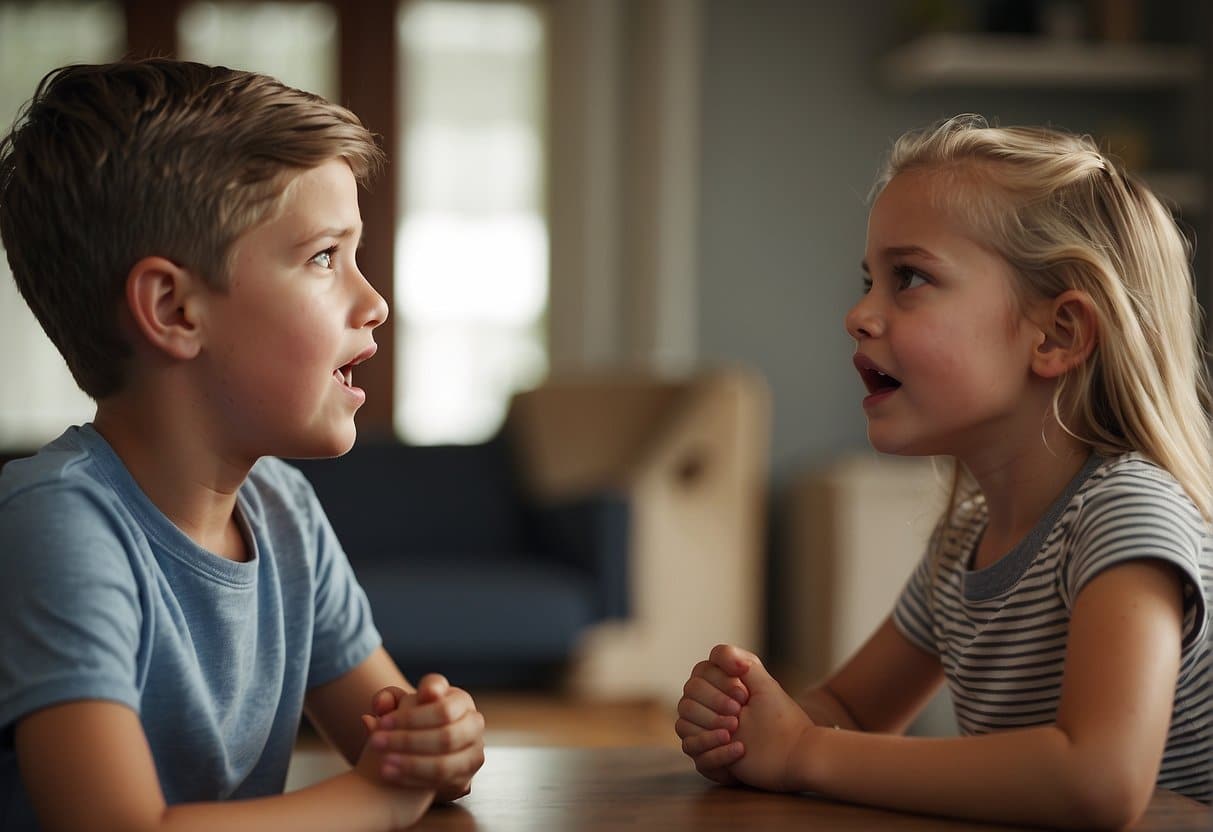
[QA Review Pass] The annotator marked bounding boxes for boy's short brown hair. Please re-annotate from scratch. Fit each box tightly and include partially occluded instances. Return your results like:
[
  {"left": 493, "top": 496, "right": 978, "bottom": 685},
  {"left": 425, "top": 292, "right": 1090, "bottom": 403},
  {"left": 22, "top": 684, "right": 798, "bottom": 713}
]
[{"left": 0, "top": 58, "right": 386, "bottom": 399}]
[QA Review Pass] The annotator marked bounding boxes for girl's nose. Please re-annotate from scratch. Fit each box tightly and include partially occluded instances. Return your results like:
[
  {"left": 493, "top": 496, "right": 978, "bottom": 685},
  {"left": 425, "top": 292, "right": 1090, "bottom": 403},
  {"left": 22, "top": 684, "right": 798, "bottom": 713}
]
[{"left": 844, "top": 293, "right": 883, "bottom": 340}]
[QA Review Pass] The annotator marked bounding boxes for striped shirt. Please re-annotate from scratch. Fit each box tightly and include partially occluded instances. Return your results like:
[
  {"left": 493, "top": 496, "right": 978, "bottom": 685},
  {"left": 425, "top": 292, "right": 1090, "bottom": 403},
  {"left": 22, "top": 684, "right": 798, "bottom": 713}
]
[{"left": 893, "top": 453, "right": 1212, "bottom": 803}]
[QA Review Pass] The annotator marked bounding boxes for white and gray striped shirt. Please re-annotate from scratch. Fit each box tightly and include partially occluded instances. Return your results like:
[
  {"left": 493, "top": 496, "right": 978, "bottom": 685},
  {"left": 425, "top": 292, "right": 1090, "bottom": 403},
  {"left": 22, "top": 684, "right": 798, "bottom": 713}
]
[{"left": 893, "top": 453, "right": 1212, "bottom": 803}]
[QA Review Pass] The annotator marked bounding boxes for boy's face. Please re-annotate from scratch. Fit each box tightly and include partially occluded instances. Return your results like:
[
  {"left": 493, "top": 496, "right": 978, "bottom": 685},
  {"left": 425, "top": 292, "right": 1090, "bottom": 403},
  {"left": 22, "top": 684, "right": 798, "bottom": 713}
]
[{"left": 199, "top": 159, "right": 388, "bottom": 460}]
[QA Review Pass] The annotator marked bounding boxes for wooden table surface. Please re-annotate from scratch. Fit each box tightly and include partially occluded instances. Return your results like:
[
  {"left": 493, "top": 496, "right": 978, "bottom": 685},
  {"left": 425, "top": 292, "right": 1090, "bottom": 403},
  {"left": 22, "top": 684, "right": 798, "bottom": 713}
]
[{"left": 292, "top": 746, "right": 1211, "bottom": 831}]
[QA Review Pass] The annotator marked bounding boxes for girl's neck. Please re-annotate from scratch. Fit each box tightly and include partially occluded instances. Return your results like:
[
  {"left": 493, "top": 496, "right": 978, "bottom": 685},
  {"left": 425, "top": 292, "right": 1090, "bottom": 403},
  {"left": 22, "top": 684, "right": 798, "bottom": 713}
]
[{"left": 962, "top": 420, "right": 1091, "bottom": 570}]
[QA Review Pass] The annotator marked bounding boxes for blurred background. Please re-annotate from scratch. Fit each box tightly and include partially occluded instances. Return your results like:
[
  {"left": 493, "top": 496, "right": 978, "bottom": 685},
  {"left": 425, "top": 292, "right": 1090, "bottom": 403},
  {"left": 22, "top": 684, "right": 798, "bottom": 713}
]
[{"left": 1, "top": 0, "right": 1209, "bottom": 736}]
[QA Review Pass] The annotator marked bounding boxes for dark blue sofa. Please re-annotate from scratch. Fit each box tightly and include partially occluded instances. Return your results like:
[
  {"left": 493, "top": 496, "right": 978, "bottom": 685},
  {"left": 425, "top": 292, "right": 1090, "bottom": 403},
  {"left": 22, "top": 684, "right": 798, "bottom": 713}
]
[{"left": 288, "top": 434, "right": 630, "bottom": 688}]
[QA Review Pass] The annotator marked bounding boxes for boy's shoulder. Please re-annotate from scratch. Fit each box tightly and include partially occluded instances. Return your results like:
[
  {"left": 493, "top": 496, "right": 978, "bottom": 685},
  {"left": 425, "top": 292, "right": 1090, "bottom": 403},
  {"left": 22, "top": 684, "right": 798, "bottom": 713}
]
[
  {"left": 0, "top": 425, "right": 323, "bottom": 532},
  {"left": 0, "top": 425, "right": 112, "bottom": 506}
]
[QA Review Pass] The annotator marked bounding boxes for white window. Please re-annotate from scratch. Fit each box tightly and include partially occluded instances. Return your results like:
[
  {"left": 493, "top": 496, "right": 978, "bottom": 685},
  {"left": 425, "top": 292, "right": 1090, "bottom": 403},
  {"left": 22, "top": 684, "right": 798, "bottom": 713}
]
[
  {"left": 395, "top": 0, "right": 548, "bottom": 444},
  {"left": 178, "top": 1, "right": 338, "bottom": 101},
  {"left": 0, "top": 1, "right": 124, "bottom": 448}
]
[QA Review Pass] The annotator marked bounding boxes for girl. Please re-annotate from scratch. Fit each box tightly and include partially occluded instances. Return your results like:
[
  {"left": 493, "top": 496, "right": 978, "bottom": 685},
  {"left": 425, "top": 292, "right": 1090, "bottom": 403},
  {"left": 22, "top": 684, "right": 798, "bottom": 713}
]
[{"left": 676, "top": 115, "right": 1212, "bottom": 828}]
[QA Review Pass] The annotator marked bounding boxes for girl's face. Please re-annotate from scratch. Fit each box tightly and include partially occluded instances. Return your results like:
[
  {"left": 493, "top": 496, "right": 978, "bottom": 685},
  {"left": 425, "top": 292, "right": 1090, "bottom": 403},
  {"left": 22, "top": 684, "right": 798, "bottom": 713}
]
[{"left": 846, "top": 169, "right": 1047, "bottom": 460}]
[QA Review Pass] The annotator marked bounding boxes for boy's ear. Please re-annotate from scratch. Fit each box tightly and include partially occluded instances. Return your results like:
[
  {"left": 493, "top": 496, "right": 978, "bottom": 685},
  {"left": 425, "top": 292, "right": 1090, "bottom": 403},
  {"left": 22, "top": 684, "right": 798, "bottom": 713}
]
[
  {"left": 1031, "top": 289, "right": 1099, "bottom": 379},
  {"left": 124, "top": 256, "right": 205, "bottom": 360}
]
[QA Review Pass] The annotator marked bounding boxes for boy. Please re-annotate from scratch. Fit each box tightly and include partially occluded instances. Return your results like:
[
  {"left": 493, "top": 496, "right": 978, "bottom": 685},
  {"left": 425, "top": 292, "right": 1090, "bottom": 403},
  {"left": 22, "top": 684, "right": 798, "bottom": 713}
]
[{"left": 0, "top": 59, "right": 484, "bottom": 831}]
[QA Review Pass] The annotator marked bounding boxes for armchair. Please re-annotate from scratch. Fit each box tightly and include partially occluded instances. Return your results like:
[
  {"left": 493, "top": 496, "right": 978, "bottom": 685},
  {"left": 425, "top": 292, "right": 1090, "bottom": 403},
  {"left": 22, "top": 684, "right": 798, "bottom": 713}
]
[{"left": 290, "top": 367, "right": 770, "bottom": 700}]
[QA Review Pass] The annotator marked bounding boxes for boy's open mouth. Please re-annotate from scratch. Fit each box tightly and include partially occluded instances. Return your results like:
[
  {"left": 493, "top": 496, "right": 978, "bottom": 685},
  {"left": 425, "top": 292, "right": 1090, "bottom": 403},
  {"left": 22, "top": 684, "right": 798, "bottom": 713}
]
[{"left": 334, "top": 344, "right": 377, "bottom": 389}]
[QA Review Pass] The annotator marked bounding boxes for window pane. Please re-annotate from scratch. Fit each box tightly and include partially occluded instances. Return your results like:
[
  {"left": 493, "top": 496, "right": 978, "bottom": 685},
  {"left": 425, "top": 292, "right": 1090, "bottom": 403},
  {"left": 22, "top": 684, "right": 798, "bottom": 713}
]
[
  {"left": 396, "top": 0, "right": 548, "bottom": 444},
  {"left": 0, "top": 1, "right": 124, "bottom": 448},
  {"left": 179, "top": 2, "right": 338, "bottom": 100}
]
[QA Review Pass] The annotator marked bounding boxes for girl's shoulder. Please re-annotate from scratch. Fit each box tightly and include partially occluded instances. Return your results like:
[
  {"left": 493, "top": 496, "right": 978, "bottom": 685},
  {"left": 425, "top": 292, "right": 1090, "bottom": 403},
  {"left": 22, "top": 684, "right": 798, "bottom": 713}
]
[
  {"left": 1081, "top": 452, "right": 1200, "bottom": 515},
  {"left": 1067, "top": 453, "right": 1209, "bottom": 560}
]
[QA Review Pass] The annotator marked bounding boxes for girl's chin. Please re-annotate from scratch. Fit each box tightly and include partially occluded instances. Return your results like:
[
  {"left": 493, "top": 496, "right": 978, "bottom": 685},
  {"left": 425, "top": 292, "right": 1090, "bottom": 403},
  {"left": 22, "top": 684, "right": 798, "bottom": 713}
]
[{"left": 866, "top": 429, "right": 934, "bottom": 458}]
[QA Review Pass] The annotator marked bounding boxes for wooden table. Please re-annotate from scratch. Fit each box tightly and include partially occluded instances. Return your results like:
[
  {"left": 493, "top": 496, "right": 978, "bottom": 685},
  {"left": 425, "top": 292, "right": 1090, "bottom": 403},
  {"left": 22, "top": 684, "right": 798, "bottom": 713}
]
[{"left": 291, "top": 746, "right": 1211, "bottom": 831}]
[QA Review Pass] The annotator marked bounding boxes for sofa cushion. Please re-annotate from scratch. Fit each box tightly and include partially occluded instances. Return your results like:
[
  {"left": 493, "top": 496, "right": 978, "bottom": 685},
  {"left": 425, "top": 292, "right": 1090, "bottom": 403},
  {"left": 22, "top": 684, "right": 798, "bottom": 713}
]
[
  {"left": 289, "top": 436, "right": 529, "bottom": 565},
  {"left": 355, "top": 560, "right": 599, "bottom": 662}
]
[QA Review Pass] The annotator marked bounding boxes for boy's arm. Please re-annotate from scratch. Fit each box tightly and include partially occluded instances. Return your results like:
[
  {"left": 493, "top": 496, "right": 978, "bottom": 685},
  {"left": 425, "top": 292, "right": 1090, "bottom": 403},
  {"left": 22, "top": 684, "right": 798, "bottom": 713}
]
[
  {"left": 718, "top": 559, "right": 1184, "bottom": 829},
  {"left": 304, "top": 646, "right": 415, "bottom": 765},
  {"left": 304, "top": 646, "right": 485, "bottom": 801},
  {"left": 16, "top": 700, "right": 432, "bottom": 832}
]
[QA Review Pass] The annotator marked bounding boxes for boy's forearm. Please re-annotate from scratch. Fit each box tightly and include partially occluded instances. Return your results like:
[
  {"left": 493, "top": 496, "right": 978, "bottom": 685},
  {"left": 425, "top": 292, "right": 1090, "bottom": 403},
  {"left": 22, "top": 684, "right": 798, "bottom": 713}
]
[
  {"left": 789, "top": 725, "right": 1147, "bottom": 830},
  {"left": 157, "top": 772, "right": 434, "bottom": 832}
]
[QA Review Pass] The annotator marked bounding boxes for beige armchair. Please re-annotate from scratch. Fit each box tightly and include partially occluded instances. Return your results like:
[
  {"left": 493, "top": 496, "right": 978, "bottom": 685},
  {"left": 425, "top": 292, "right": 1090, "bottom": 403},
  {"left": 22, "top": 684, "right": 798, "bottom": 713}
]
[{"left": 504, "top": 367, "right": 771, "bottom": 701}]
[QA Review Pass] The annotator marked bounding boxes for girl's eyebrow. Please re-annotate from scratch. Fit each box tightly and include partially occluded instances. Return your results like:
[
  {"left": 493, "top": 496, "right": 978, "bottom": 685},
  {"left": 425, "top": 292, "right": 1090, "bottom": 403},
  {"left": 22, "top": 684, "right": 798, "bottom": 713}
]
[
  {"left": 862, "top": 245, "right": 942, "bottom": 273},
  {"left": 882, "top": 245, "right": 940, "bottom": 260}
]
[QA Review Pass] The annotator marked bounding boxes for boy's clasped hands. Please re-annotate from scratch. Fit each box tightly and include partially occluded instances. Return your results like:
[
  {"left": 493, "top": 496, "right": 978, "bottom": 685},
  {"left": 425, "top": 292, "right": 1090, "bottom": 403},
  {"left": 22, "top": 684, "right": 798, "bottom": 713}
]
[
  {"left": 677, "top": 644, "right": 817, "bottom": 794},
  {"left": 358, "top": 675, "right": 486, "bottom": 802}
]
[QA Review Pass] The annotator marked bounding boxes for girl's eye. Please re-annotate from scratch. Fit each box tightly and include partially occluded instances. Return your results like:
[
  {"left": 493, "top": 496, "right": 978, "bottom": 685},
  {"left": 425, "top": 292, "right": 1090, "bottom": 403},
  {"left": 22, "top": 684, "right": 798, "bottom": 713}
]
[
  {"left": 310, "top": 247, "right": 337, "bottom": 270},
  {"left": 893, "top": 265, "right": 928, "bottom": 290},
  {"left": 861, "top": 276, "right": 873, "bottom": 294}
]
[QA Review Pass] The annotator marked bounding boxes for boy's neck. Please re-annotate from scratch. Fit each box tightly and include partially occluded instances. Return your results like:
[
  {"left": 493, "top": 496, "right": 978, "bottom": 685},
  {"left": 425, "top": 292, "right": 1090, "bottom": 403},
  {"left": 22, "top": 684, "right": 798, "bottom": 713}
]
[{"left": 93, "top": 390, "right": 252, "bottom": 562}]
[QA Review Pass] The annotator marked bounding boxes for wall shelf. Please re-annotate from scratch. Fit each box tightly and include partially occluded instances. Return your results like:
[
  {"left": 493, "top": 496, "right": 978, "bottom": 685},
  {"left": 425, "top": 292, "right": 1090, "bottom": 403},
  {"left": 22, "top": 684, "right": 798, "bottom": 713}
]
[
  {"left": 883, "top": 33, "right": 1201, "bottom": 90},
  {"left": 1140, "top": 170, "right": 1204, "bottom": 214}
]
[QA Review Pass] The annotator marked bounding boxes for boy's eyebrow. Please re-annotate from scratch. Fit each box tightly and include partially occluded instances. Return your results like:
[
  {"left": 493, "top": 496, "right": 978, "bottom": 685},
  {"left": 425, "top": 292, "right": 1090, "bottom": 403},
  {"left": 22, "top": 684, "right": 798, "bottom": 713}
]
[{"left": 294, "top": 225, "right": 362, "bottom": 248}]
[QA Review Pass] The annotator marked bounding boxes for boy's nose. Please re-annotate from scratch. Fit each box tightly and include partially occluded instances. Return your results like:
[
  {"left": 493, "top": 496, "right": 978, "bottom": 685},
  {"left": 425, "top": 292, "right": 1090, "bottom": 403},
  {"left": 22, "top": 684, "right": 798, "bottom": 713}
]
[
  {"left": 358, "top": 274, "right": 390, "bottom": 330},
  {"left": 844, "top": 294, "right": 883, "bottom": 340}
]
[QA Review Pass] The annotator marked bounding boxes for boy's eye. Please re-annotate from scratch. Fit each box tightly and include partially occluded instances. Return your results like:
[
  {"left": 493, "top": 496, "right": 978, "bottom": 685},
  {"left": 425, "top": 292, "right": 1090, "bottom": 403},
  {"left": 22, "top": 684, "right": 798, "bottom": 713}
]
[
  {"left": 310, "top": 247, "right": 337, "bottom": 269},
  {"left": 861, "top": 275, "right": 873, "bottom": 294}
]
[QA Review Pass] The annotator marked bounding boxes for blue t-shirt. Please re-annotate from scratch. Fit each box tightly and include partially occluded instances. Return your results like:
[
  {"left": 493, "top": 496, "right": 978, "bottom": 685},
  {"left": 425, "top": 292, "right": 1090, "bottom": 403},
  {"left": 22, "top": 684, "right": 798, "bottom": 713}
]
[{"left": 0, "top": 425, "right": 381, "bottom": 829}]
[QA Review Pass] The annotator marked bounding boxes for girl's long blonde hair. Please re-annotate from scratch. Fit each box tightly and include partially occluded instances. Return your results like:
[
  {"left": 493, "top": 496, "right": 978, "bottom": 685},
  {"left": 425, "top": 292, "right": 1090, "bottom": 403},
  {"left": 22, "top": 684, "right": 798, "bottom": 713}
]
[{"left": 875, "top": 115, "right": 1213, "bottom": 524}]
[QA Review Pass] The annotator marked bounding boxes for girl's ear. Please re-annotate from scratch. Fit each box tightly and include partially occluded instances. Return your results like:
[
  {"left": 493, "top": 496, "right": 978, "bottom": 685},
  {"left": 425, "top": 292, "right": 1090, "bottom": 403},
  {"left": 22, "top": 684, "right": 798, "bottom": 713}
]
[
  {"left": 124, "top": 256, "right": 205, "bottom": 360},
  {"left": 1031, "top": 289, "right": 1099, "bottom": 379}
]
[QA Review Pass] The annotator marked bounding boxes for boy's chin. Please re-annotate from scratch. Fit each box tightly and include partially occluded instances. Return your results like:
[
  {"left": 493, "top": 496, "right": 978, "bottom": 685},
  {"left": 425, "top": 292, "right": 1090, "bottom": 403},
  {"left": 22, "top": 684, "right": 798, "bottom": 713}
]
[{"left": 279, "top": 428, "right": 359, "bottom": 460}]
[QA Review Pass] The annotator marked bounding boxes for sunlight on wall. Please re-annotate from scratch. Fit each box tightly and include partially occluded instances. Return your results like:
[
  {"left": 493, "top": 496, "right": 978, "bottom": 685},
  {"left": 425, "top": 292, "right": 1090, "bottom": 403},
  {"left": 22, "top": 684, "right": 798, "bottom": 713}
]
[
  {"left": 395, "top": 0, "right": 548, "bottom": 445},
  {"left": 179, "top": 1, "right": 337, "bottom": 100},
  {"left": 0, "top": 1, "right": 123, "bottom": 447}
]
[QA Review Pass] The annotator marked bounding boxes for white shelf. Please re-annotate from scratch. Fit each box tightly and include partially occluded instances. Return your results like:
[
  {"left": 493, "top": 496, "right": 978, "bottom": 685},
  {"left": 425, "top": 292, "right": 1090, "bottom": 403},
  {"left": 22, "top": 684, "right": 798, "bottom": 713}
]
[
  {"left": 883, "top": 34, "right": 1201, "bottom": 89},
  {"left": 1140, "top": 170, "right": 1204, "bottom": 214}
]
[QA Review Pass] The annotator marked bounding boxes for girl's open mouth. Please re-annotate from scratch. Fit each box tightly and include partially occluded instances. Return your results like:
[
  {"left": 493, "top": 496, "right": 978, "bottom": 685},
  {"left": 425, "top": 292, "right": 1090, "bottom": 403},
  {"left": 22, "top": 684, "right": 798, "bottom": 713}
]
[
  {"left": 853, "top": 354, "right": 901, "bottom": 395},
  {"left": 859, "top": 366, "right": 901, "bottom": 395}
]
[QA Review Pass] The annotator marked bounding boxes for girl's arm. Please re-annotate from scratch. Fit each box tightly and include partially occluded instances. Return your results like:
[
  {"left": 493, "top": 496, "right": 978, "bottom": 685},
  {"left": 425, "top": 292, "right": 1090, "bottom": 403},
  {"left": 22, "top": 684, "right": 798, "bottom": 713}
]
[
  {"left": 795, "top": 614, "right": 945, "bottom": 732},
  {"left": 721, "top": 559, "right": 1184, "bottom": 829},
  {"left": 679, "top": 616, "right": 945, "bottom": 779},
  {"left": 16, "top": 700, "right": 432, "bottom": 832}
]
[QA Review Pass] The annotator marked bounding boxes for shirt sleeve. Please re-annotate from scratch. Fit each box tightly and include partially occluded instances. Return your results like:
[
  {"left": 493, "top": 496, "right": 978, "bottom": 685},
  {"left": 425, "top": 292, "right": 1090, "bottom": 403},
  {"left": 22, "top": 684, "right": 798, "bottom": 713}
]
[
  {"left": 273, "top": 463, "right": 382, "bottom": 690},
  {"left": 1062, "top": 463, "right": 1208, "bottom": 652},
  {"left": 0, "top": 484, "right": 143, "bottom": 745}
]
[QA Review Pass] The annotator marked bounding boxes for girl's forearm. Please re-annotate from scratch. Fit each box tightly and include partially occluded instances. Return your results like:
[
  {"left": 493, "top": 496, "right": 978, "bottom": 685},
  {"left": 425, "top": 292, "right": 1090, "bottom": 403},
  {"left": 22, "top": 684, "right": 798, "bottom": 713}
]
[
  {"left": 157, "top": 772, "right": 434, "bottom": 832},
  {"left": 795, "top": 684, "right": 862, "bottom": 730},
  {"left": 790, "top": 725, "right": 1149, "bottom": 830}
]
